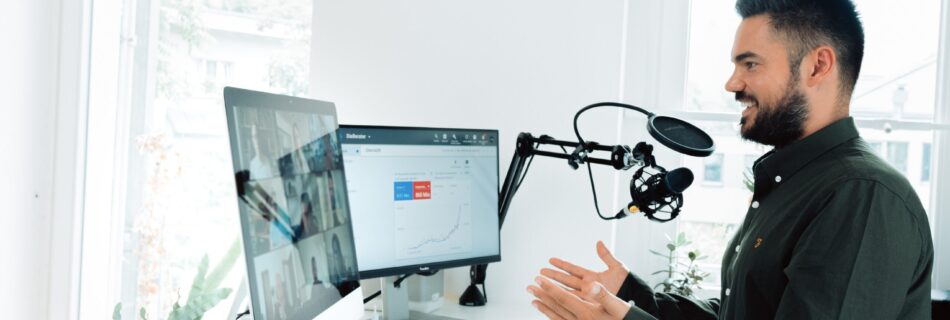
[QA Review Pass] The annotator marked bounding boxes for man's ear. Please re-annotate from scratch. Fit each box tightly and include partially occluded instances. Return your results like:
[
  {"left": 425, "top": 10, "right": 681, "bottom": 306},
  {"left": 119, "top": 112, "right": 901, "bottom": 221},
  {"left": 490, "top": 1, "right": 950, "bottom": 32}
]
[{"left": 805, "top": 45, "right": 836, "bottom": 87}]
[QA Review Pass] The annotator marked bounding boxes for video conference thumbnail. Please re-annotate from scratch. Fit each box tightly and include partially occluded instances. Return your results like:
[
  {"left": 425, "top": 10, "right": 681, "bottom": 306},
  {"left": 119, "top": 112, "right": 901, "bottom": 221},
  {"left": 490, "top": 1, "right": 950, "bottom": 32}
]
[{"left": 231, "top": 107, "right": 358, "bottom": 320}]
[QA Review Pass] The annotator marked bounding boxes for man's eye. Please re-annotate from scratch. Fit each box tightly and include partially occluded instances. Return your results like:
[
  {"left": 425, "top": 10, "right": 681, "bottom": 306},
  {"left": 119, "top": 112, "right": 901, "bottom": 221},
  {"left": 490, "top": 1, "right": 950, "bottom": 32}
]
[{"left": 745, "top": 62, "right": 757, "bottom": 69}]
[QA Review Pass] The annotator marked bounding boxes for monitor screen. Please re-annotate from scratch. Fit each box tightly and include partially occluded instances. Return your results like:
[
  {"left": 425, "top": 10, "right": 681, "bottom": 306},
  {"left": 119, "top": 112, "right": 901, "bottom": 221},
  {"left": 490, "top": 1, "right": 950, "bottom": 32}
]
[
  {"left": 224, "top": 87, "right": 362, "bottom": 320},
  {"left": 338, "top": 125, "right": 501, "bottom": 279}
]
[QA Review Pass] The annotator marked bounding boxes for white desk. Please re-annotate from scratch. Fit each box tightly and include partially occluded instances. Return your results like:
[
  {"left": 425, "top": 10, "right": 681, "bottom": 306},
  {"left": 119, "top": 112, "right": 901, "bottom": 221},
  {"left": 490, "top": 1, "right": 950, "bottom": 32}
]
[{"left": 362, "top": 293, "right": 546, "bottom": 320}]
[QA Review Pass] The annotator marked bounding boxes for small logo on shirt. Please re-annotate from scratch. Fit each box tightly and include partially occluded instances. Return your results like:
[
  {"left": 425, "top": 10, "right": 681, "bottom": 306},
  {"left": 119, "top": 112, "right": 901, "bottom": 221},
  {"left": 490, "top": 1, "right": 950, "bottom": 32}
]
[{"left": 754, "top": 238, "right": 763, "bottom": 249}]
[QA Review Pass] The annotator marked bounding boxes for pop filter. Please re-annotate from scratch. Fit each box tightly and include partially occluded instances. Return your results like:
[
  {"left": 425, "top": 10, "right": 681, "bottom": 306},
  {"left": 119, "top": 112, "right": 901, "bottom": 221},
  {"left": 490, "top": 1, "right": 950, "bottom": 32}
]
[
  {"left": 647, "top": 115, "right": 715, "bottom": 157},
  {"left": 574, "top": 102, "right": 715, "bottom": 158}
]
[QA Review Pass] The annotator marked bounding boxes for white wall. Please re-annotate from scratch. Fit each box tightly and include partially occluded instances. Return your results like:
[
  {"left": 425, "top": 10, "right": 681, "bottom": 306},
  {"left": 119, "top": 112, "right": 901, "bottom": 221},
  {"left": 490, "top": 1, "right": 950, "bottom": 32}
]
[
  {"left": 311, "top": 0, "right": 634, "bottom": 306},
  {"left": 0, "top": 0, "right": 61, "bottom": 318}
]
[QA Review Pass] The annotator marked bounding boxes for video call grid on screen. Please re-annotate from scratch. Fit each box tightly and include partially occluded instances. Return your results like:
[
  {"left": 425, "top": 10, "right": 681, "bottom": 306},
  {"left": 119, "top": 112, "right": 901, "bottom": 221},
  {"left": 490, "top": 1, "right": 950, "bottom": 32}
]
[
  {"left": 338, "top": 125, "right": 501, "bottom": 279},
  {"left": 224, "top": 88, "right": 360, "bottom": 320}
]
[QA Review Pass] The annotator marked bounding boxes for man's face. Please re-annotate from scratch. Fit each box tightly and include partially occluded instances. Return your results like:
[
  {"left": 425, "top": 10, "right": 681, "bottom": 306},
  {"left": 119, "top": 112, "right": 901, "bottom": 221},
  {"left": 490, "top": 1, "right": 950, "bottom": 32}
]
[{"left": 726, "top": 15, "right": 809, "bottom": 147}]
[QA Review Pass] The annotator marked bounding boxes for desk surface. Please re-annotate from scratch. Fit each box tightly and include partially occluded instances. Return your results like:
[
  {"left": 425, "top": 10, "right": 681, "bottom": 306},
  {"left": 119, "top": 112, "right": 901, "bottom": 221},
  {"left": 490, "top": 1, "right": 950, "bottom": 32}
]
[{"left": 362, "top": 294, "right": 545, "bottom": 320}]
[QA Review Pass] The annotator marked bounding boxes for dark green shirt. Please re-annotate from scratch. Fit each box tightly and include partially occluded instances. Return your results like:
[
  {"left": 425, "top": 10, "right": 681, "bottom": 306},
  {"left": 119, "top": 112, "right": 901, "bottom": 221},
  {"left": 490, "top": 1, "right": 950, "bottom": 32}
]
[{"left": 621, "top": 117, "right": 933, "bottom": 319}]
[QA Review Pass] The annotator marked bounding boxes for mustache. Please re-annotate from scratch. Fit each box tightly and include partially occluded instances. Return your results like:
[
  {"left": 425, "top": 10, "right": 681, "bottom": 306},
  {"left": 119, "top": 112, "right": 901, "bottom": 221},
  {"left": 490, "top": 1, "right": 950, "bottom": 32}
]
[{"left": 736, "top": 91, "right": 756, "bottom": 104}]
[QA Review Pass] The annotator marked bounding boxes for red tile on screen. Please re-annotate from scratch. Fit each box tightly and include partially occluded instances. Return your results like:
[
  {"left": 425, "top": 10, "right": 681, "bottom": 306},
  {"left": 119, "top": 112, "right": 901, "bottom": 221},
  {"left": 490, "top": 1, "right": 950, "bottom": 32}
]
[{"left": 413, "top": 181, "right": 432, "bottom": 200}]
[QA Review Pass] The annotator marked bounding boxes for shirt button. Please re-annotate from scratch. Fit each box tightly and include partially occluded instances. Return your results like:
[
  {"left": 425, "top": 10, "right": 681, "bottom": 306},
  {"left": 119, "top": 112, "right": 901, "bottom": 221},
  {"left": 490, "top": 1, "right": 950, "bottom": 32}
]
[
  {"left": 735, "top": 245, "right": 740, "bottom": 253},
  {"left": 751, "top": 201, "right": 760, "bottom": 209},
  {"left": 725, "top": 288, "right": 731, "bottom": 296},
  {"left": 775, "top": 175, "right": 782, "bottom": 183}
]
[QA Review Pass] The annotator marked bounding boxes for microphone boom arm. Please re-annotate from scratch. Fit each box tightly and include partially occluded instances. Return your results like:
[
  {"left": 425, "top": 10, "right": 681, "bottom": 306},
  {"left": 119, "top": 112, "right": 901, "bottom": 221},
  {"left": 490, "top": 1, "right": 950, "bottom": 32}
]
[
  {"left": 461, "top": 132, "right": 657, "bottom": 307},
  {"left": 498, "top": 132, "right": 655, "bottom": 228},
  {"left": 461, "top": 102, "right": 713, "bottom": 307}
]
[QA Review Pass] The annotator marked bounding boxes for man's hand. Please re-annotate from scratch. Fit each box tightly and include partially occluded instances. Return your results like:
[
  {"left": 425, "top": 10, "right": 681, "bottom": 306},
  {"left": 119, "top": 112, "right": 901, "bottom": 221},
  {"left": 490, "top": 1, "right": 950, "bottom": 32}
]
[
  {"left": 527, "top": 276, "right": 630, "bottom": 320},
  {"left": 543, "top": 241, "right": 629, "bottom": 295}
]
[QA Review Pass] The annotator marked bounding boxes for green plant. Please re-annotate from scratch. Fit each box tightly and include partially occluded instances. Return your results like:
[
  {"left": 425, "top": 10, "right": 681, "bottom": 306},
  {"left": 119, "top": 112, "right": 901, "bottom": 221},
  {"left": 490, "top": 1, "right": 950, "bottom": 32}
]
[
  {"left": 650, "top": 232, "right": 710, "bottom": 297},
  {"left": 115, "top": 239, "right": 241, "bottom": 320}
]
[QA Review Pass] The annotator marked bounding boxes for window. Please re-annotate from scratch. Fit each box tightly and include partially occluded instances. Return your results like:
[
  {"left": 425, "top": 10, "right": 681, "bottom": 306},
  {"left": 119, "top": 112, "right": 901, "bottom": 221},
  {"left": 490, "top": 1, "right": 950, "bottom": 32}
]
[
  {"left": 869, "top": 141, "right": 884, "bottom": 156},
  {"left": 861, "top": 130, "right": 933, "bottom": 206},
  {"left": 923, "top": 143, "right": 932, "bottom": 182},
  {"left": 676, "top": 0, "right": 944, "bottom": 288},
  {"left": 197, "top": 59, "right": 233, "bottom": 94},
  {"left": 110, "top": 0, "right": 314, "bottom": 319},
  {"left": 887, "top": 142, "right": 910, "bottom": 175},
  {"left": 703, "top": 153, "right": 725, "bottom": 184}
]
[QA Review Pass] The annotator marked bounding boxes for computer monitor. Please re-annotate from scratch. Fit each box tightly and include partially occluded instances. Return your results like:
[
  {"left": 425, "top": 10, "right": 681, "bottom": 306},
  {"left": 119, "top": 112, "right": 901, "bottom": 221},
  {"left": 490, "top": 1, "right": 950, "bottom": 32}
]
[
  {"left": 223, "top": 87, "right": 363, "bottom": 320},
  {"left": 338, "top": 125, "right": 501, "bottom": 279}
]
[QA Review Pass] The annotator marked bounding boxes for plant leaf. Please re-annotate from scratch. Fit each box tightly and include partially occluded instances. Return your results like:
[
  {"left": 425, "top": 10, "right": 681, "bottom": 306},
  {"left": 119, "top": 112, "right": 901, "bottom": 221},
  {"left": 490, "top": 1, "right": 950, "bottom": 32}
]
[
  {"left": 204, "top": 238, "right": 242, "bottom": 290},
  {"left": 113, "top": 303, "right": 122, "bottom": 320},
  {"left": 186, "top": 255, "right": 210, "bottom": 306},
  {"left": 168, "top": 288, "right": 232, "bottom": 320}
]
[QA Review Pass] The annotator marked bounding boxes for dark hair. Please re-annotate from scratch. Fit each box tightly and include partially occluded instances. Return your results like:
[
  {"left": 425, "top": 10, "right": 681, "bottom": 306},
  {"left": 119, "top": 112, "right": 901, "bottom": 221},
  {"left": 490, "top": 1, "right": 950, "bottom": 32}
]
[{"left": 736, "top": 0, "right": 864, "bottom": 97}]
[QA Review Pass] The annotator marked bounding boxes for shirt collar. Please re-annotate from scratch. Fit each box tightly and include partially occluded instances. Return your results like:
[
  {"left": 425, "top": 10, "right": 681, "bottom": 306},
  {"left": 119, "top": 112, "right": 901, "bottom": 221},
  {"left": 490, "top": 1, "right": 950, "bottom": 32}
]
[{"left": 752, "top": 117, "right": 860, "bottom": 196}]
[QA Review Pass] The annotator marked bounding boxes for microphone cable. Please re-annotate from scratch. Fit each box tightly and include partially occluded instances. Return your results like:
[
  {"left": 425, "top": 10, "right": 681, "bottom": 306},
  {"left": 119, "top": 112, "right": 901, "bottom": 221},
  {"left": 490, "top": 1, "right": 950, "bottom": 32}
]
[
  {"left": 572, "top": 103, "right": 653, "bottom": 221},
  {"left": 573, "top": 102, "right": 653, "bottom": 145}
]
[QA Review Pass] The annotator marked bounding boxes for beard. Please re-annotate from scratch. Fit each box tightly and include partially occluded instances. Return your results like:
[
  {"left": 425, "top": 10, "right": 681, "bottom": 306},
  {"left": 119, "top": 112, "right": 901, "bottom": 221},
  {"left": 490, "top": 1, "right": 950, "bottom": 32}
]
[{"left": 737, "top": 78, "right": 809, "bottom": 148}]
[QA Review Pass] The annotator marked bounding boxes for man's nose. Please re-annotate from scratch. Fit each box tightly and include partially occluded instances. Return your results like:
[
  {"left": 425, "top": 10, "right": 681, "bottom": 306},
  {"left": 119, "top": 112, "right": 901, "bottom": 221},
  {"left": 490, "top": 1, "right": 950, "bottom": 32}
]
[{"left": 725, "top": 72, "right": 744, "bottom": 93}]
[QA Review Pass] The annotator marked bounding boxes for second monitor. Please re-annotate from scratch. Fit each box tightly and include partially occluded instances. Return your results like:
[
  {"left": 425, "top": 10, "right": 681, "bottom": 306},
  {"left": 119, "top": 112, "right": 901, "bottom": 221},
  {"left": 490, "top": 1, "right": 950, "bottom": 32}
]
[{"left": 339, "top": 125, "right": 500, "bottom": 279}]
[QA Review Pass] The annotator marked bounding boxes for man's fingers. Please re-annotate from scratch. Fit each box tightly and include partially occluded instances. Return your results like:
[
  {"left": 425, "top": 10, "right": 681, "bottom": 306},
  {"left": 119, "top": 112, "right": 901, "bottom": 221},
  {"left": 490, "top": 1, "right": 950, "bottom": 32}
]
[
  {"left": 596, "top": 241, "right": 623, "bottom": 269},
  {"left": 540, "top": 268, "right": 584, "bottom": 291},
  {"left": 532, "top": 300, "right": 571, "bottom": 320},
  {"left": 582, "top": 281, "right": 631, "bottom": 319},
  {"left": 528, "top": 285, "right": 575, "bottom": 320},
  {"left": 537, "top": 276, "right": 593, "bottom": 311},
  {"left": 549, "top": 257, "right": 594, "bottom": 278}
]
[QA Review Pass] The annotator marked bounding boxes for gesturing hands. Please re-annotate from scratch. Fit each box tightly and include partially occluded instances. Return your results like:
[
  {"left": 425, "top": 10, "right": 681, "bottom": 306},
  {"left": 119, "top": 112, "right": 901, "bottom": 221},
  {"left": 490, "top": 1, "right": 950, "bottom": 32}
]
[
  {"left": 527, "top": 241, "right": 632, "bottom": 320},
  {"left": 545, "top": 241, "right": 630, "bottom": 295}
]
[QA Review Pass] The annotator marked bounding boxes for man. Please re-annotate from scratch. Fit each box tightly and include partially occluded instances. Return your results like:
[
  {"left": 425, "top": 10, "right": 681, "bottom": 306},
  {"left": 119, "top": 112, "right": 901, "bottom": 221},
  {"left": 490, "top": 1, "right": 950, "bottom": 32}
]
[{"left": 527, "top": 0, "right": 934, "bottom": 319}]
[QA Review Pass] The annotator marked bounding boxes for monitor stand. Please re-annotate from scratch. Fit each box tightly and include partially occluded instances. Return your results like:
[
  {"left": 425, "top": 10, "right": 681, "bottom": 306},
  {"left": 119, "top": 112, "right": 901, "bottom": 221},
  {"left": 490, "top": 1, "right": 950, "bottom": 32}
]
[{"left": 381, "top": 276, "right": 460, "bottom": 320}]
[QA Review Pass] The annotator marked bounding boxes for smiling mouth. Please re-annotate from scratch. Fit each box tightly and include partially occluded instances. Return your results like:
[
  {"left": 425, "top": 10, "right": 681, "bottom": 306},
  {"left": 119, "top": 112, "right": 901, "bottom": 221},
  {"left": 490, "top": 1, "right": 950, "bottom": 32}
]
[
  {"left": 739, "top": 99, "right": 757, "bottom": 109},
  {"left": 740, "top": 100, "right": 756, "bottom": 118},
  {"left": 739, "top": 100, "right": 756, "bottom": 127}
]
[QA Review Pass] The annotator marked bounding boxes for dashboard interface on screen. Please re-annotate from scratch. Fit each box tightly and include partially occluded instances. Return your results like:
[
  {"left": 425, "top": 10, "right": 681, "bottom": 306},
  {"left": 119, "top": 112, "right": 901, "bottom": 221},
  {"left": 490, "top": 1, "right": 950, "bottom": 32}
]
[
  {"left": 339, "top": 126, "right": 500, "bottom": 278},
  {"left": 225, "top": 88, "right": 360, "bottom": 320}
]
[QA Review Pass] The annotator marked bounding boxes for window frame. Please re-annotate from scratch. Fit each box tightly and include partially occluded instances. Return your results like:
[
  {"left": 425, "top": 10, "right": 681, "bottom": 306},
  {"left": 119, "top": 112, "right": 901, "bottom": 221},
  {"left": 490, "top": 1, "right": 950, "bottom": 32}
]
[
  {"left": 73, "top": 0, "right": 135, "bottom": 318},
  {"left": 49, "top": 0, "right": 95, "bottom": 319},
  {"left": 74, "top": 0, "right": 320, "bottom": 319},
  {"left": 931, "top": 0, "right": 950, "bottom": 292}
]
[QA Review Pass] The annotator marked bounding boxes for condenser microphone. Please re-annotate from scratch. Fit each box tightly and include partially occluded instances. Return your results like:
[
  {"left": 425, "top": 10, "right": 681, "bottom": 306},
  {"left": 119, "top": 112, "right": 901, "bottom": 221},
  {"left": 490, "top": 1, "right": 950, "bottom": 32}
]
[
  {"left": 636, "top": 167, "right": 694, "bottom": 201},
  {"left": 572, "top": 102, "right": 714, "bottom": 222},
  {"left": 621, "top": 166, "right": 694, "bottom": 222}
]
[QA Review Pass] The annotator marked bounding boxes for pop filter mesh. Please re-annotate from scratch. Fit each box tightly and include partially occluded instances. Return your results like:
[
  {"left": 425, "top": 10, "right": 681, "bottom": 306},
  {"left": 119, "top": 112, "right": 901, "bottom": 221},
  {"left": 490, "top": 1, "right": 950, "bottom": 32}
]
[{"left": 651, "top": 116, "right": 714, "bottom": 150}]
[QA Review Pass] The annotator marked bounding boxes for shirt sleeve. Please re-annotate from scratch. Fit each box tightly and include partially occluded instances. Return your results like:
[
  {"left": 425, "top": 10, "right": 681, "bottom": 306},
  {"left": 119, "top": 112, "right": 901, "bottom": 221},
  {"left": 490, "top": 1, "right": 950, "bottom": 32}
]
[
  {"left": 774, "top": 178, "right": 933, "bottom": 319},
  {"left": 617, "top": 272, "right": 720, "bottom": 320}
]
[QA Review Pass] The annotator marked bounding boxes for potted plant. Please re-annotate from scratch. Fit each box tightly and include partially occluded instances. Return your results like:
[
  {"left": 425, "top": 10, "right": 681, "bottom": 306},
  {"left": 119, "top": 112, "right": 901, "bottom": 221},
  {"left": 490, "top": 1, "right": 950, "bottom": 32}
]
[{"left": 650, "top": 232, "right": 709, "bottom": 297}]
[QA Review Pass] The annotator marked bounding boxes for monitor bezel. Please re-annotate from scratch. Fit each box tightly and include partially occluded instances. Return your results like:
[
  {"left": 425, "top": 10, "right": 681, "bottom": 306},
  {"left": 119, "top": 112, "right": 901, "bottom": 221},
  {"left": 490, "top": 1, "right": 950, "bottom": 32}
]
[
  {"left": 223, "top": 86, "right": 362, "bottom": 320},
  {"left": 339, "top": 124, "right": 502, "bottom": 280}
]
